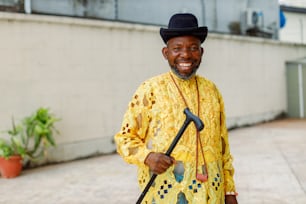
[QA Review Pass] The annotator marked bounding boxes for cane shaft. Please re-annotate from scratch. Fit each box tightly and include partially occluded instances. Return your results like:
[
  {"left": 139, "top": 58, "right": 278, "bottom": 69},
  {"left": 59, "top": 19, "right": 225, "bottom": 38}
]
[
  {"left": 135, "top": 108, "right": 204, "bottom": 204},
  {"left": 165, "top": 119, "right": 190, "bottom": 156},
  {"left": 136, "top": 119, "right": 191, "bottom": 204},
  {"left": 136, "top": 174, "right": 157, "bottom": 204}
]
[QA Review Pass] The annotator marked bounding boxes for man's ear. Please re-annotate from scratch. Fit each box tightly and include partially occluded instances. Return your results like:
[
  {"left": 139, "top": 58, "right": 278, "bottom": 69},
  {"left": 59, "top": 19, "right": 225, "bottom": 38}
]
[
  {"left": 162, "top": 47, "right": 168, "bottom": 60},
  {"left": 201, "top": 47, "right": 204, "bottom": 56}
]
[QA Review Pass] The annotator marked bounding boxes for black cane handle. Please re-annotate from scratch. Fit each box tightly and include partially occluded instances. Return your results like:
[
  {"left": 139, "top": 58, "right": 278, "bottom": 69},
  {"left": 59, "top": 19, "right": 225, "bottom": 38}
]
[{"left": 165, "top": 108, "right": 204, "bottom": 156}]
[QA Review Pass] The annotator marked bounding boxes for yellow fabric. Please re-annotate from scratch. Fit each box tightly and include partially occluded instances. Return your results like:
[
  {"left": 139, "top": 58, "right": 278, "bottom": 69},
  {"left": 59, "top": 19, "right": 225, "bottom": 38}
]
[{"left": 115, "top": 72, "right": 236, "bottom": 203}]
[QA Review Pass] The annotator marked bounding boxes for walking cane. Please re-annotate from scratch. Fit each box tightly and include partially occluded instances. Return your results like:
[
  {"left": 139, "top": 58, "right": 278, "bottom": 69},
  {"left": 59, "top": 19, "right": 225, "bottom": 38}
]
[{"left": 136, "top": 108, "right": 204, "bottom": 204}]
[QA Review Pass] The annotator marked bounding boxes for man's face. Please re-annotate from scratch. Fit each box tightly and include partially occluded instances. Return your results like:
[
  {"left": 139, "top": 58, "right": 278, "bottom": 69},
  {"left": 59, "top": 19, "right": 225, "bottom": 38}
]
[{"left": 162, "top": 36, "right": 203, "bottom": 80}]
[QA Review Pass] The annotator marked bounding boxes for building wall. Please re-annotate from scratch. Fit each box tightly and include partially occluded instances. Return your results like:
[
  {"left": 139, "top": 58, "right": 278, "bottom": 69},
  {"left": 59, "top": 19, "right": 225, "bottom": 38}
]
[
  {"left": 0, "top": 12, "right": 305, "bottom": 164},
  {"left": 280, "top": 7, "right": 306, "bottom": 44},
  {"left": 30, "top": 0, "right": 279, "bottom": 38},
  {"left": 205, "top": 0, "right": 279, "bottom": 38}
]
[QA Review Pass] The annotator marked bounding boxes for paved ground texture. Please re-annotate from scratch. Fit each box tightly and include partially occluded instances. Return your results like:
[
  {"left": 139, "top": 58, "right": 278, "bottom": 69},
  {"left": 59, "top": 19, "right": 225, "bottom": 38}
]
[{"left": 1, "top": 118, "right": 306, "bottom": 204}]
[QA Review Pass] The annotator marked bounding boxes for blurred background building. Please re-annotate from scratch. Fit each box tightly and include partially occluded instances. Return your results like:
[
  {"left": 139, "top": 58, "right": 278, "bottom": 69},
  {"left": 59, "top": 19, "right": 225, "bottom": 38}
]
[
  {"left": 280, "top": 4, "right": 306, "bottom": 43},
  {"left": 1, "top": 0, "right": 305, "bottom": 42},
  {"left": 0, "top": 0, "right": 284, "bottom": 38}
]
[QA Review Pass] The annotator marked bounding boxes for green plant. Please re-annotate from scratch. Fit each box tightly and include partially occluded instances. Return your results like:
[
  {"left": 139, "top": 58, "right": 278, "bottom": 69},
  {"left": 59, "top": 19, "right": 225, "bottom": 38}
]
[
  {"left": 0, "top": 121, "right": 25, "bottom": 159},
  {"left": 0, "top": 139, "right": 15, "bottom": 159},
  {"left": 0, "top": 107, "right": 60, "bottom": 162}
]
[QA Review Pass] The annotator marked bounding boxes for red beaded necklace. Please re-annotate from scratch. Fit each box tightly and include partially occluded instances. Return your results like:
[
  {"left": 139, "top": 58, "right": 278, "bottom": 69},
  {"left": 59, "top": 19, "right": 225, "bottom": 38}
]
[{"left": 169, "top": 73, "right": 208, "bottom": 182}]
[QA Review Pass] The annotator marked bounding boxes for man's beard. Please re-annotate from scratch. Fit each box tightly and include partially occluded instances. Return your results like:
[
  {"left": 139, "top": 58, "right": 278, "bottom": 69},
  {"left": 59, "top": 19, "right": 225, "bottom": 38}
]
[{"left": 170, "top": 66, "right": 199, "bottom": 80}]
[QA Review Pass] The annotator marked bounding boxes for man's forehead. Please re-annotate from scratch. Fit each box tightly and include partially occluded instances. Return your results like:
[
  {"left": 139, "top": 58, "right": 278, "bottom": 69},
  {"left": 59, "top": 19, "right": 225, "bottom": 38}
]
[{"left": 167, "top": 36, "right": 201, "bottom": 45}]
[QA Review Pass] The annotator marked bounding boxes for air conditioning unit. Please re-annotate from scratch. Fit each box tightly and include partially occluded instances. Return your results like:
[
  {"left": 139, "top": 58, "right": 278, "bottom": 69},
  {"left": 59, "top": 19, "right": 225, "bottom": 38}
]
[
  {"left": 240, "top": 8, "right": 275, "bottom": 38},
  {"left": 245, "top": 8, "right": 264, "bottom": 29}
]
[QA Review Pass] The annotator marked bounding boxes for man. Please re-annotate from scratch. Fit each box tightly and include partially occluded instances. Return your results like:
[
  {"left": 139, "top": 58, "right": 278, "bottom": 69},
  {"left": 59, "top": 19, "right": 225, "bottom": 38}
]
[{"left": 115, "top": 13, "right": 238, "bottom": 204}]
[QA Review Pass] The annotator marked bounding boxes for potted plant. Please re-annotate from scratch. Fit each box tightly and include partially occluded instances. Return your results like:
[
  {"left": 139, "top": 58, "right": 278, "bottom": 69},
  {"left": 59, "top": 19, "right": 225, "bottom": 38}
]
[
  {"left": 0, "top": 139, "right": 23, "bottom": 178},
  {"left": 0, "top": 107, "right": 60, "bottom": 178}
]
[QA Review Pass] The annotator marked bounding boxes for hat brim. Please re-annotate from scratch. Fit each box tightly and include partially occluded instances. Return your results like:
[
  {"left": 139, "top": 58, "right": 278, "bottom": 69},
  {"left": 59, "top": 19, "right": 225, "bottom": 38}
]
[{"left": 160, "top": 26, "right": 208, "bottom": 44}]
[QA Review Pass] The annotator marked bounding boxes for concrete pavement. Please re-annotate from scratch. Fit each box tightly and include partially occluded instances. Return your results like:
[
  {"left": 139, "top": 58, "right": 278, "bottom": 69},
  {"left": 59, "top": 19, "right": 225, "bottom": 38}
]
[{"left": 1, "top": 118, "right": 306, "bottom": 204}]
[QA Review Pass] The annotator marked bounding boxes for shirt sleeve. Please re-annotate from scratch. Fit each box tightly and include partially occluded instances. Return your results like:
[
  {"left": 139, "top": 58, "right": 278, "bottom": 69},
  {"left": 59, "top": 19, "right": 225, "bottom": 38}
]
[
  {"left": 217, "top": 89, "right": 237, "bottom": 194},
  {"left": 114, "top": 82, "right": 154, "bottom": 167}
]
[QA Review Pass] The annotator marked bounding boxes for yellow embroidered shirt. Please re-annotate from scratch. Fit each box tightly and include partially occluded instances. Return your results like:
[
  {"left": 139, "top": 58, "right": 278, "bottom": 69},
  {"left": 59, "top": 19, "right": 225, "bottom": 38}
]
[{"left": 115, "top": 72, "right": 236, "bottom": 203}]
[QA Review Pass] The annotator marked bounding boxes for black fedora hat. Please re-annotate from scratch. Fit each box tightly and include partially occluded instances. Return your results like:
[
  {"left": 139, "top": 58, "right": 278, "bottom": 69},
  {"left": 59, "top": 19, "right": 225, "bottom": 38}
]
[{"left": 160, "top": 13, "right": 208, "bottom": 44}]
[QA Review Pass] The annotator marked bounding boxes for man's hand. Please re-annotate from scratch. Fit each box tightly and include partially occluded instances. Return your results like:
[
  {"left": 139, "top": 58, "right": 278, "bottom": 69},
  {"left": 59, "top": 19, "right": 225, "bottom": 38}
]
[
  {"left": 144, "top": 152, "right": 175, "bottom": 174},
  {"left": 225, "top": 195, "right": 238, "bottom": 204}
]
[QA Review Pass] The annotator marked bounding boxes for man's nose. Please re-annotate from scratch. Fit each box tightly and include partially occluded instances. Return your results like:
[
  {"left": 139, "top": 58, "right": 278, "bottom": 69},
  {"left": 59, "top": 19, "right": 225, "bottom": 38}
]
[{"left": 180, "top": 48, "right": 192, "bottom": 57}]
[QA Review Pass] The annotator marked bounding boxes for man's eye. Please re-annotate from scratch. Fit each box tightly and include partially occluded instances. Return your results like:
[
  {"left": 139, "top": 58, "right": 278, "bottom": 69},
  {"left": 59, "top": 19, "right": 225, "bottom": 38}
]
[
  {"left": 172, "top": 47, "right": 181, "bottom": 52},
  {"left": 190, "top": 46, "right": 199, "bottom": 51}
]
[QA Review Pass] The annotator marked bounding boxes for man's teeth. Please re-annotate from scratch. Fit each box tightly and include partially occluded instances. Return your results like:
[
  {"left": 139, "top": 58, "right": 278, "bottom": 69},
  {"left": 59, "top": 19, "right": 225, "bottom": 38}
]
[{"left": 179, "top": 63, "right": 192, "bottom": 67}]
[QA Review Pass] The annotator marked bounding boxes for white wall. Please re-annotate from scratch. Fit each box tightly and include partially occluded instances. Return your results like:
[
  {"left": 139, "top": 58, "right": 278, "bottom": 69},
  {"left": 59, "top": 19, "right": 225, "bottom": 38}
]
[
  {"left": 0, "top": 12, "right": 305, "bottom": 164},
  {"left": 280, "top": 10, "right": 306, "bottom": 44},
  {"left": 203, "top": 35, "right": 306, "bottom": 127}
]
